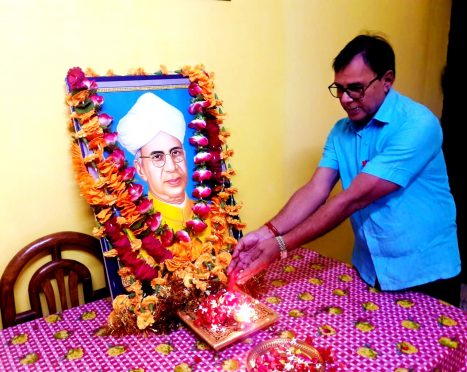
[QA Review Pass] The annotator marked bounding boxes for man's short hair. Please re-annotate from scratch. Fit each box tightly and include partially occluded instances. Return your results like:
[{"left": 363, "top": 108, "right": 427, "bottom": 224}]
[{"left": 333, "top": 34, "right": 396, "bottom": 78}]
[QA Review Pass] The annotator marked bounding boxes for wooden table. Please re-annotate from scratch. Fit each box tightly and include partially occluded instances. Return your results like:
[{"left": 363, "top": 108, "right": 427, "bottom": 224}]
[{"left": 1, "top": 248, "right": 465, "bottom": 371}]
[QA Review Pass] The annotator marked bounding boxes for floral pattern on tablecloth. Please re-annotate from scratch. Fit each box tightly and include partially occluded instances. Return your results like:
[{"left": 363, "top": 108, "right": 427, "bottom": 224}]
[{"left": 1, "top": 248, "right": 465, "bottom": 371}]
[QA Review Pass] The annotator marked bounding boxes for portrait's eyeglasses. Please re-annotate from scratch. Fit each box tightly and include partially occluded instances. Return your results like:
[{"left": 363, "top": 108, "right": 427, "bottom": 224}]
[
  {"left": 139, "top": 147, "right": 185, "bottom": 168},
  {"left": 328, "top": 76, "right": 379, "bottom": 100}
]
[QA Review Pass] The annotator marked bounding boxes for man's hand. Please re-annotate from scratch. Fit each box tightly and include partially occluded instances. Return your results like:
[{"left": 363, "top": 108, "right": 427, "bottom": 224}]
[{"left": 228, "top": 234, "right": 280, "bottom": 285}]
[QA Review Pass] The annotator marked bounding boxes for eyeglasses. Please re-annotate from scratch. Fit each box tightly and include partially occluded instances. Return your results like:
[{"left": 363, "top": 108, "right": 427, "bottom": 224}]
[
  {"left": 328, "top": 76, "right": 379, "bottom": 100},
  {"left": 139, "top": 147, "right": 185, "bottom": 168}
]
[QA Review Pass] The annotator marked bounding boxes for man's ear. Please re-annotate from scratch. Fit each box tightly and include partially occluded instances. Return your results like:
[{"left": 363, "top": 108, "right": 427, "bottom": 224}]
[
  {"left": 383, "top": 70, "right": 395, "bottom": 93},
  {"left": 134, "top": 158, "right": 148, "bottom": 182}
]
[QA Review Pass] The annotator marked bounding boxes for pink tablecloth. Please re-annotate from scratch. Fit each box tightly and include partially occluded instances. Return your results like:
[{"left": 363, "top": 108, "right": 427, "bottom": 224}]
[{"left": 1, "top": 248, "right": 466, "bottom": 371}]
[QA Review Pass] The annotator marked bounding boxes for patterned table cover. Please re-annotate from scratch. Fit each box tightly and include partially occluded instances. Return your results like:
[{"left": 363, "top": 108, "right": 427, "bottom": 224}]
[{"left": 1, "top": 248, "right": 466, "bottom": 371}]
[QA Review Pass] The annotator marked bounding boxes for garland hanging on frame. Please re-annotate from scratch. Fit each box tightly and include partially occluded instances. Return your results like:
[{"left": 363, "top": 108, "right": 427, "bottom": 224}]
[{"left": 65, "top": 65, "right": 245, "bottom": 334}]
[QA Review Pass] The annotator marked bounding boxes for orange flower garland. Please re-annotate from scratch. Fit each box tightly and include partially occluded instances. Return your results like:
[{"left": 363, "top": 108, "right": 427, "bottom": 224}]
[{"left": 65, "top": 64, "right": 245, "bottom": 334}]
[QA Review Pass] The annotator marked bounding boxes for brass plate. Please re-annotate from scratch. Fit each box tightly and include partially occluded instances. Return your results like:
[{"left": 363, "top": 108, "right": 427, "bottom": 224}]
[
  {"left": 246, "top": 338, "right": 325, "bottom": 371},
  {"left": 177, "top": 295, "right": 279, "bottom": 351}
]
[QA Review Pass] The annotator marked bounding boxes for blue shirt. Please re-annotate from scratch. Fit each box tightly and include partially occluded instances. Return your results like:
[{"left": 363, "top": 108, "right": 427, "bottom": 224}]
[{"left": 319, "top": 89, "right": 460, "bottom": 290}]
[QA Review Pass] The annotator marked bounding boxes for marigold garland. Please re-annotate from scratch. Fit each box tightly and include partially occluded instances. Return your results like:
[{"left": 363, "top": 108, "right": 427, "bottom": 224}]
[{"left": 65, "top": 65, "right": 245, "bottom": 334}]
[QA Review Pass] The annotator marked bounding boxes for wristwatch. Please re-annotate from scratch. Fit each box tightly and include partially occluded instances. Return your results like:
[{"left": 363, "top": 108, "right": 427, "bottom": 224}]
[{"left": 275, "top": 235, "right": 287, "bottom": 260}]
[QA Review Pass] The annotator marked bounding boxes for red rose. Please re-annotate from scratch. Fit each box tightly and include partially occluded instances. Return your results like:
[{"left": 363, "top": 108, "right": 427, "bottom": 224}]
[
  {"left": 141, "top": 234, "right": 173, "bottom": 263},
  {"left": 66, "top": 67, "right": 86, "bottom": 91},
  {"left": 161, "top": 227, "right": 174, "bottom": 247},
  {"left": 133, "top": 264, "right": 158, "bottom": 282},
  {"left": 205, "top": 119, "right": 221, "bottom": 148}
]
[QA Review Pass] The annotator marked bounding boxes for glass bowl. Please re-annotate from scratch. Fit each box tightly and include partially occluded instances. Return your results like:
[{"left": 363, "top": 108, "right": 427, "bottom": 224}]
[{"left": 246, "top": 338, "right": 325, "bottom": 371}]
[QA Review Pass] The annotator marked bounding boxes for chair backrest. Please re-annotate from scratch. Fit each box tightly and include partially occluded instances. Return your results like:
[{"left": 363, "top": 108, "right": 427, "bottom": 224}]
[{"left": 0, "top": 231, "right": 110, "bottom": 328}]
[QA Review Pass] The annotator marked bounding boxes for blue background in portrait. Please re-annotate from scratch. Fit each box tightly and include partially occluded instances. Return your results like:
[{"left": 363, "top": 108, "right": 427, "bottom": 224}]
[{"left": 99, "top": 87, "right": 196, "bottom": 197}]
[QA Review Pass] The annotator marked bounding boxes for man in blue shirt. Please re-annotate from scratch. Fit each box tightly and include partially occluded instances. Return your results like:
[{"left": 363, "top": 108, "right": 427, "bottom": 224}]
[{"left": 228, "top": 34, "right": 461, "bottom": 306}]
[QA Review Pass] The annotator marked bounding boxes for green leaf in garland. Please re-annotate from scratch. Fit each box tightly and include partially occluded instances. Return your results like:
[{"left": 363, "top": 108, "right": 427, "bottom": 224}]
[{"left": 75, "top": 99, "right": 94, "bottom": 115}]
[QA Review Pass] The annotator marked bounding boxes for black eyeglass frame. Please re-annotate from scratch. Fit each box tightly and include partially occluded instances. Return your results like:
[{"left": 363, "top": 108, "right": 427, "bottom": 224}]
[
  {"left": 328, "top": 75, "right": 380, "bottom": 100},
  {"left": 138, "top": 147, "right": 185, "bottom": 168}
]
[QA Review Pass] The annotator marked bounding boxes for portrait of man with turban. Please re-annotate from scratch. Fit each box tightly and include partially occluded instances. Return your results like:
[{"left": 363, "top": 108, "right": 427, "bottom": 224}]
[{"left": 117, "top": 92, "right": 209, "bottom": 237}]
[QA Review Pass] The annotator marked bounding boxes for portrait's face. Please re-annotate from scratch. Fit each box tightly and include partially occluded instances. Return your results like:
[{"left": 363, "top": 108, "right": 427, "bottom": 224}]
[
  {"left": 135, "top": 131, "right": 188, "bottom": 204},
  {"left": 334, "top": 54, "right": 392, "bottom": 126}
]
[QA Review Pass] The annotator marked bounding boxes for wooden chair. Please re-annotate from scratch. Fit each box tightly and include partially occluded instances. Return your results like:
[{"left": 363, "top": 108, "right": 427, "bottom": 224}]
[{"left": 0, "top": 231, "right": 110, "bottom": 328}]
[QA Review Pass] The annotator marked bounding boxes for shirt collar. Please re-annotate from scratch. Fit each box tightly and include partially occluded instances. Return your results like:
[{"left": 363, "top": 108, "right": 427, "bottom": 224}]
[
  {"left": 348, "top": 88, "right": 397, "bottom": 131},
  {"left": 373, "top": 88, "right": 397, "bottom": 125},
  {"left": 149, "top": 193, "right": 192, "bottom": 220}
]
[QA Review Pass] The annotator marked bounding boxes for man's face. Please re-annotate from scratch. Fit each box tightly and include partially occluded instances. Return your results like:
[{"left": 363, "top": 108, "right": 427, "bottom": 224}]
[
  {"left": 334, "top": 54, "right": 392, "bottom": 126},
  {"left": 135, "top": 131, "right": 188, "bottom": 204}
]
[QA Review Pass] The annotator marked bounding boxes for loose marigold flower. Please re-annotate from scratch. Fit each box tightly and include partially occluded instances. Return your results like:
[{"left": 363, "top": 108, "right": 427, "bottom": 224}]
[{"left": 103, "top": 249, "right": 119, "bottom": 258}]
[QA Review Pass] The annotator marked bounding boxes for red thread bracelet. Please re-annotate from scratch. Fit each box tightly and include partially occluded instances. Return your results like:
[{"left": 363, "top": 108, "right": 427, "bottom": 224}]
[{"left": 265, "top": 221, "right": 280, "bottom": 237}]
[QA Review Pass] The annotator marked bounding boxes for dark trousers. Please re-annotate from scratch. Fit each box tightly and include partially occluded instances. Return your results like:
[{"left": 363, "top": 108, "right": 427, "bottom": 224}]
[{"left": 375, "top": 274, "right": 461, "bottom": 307}]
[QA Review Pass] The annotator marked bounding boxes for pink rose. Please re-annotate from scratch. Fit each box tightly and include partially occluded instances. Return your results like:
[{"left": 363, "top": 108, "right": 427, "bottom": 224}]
[
  {"left": 128, "top": 183, "right": 143, "bottom": 202},
  {"left": 104, "top": 132, "right": 118, "bottom": 146},
  {"left": 192, "top": 168, "right": 212, "bottom": 182},
  {"left": 90, "top": 95, "right": 104, "bottom": 106},
  {"left": 186, "top": 219, "right": 208, "bottom": 234},
  {"left": 83, "top": 79, "right": 98, "bottom": 90},
  {"left": 192, "top": 202, "right": 211, "bottom": 219},
  {"left": 194, "top": 151, "right": 213, "bottom": 164},
  {"left": 107, "top": 149, "right": 125, "bottom": 168},
  {"left": 188, "top": 82, "right": 203, "bottom": 97},
  {"left": 98, "top": 113, "right": 113, "bottom": 128},
  {"left": 146, "top": 212, "right": 162, "bottom": 231},
  {"left": 192, "top": 185, "right": 212, "bottom": 199},
  {"left": 176, "top": 230, "right": 191, "bottom": 242},
  {"left": 188, "top": 101, "right": 209, "bottom": 115},
  {"left": 188, "top": 119, "right": 207, "bottom": 130},
  {"left": 189, "top": 134, "right": 209, "bottom": 147},
  {"left": 137, "top": 198, "right": 153, "bottom": 214},
  {"left": 119, "top": 167, "right": 136, "bottom": 182}
]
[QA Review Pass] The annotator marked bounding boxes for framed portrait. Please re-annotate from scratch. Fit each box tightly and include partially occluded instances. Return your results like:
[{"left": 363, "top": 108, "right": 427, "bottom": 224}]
[{"left": 65, "top": 67, "right": 244, "bottom": 311}]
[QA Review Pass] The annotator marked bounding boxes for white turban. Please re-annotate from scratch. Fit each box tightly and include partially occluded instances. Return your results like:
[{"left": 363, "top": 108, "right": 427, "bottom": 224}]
[{"left": 117, "top": 92, "right": 186, "bottom": 155}]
